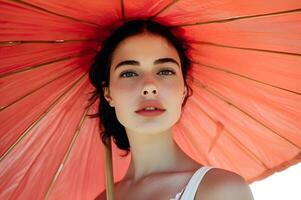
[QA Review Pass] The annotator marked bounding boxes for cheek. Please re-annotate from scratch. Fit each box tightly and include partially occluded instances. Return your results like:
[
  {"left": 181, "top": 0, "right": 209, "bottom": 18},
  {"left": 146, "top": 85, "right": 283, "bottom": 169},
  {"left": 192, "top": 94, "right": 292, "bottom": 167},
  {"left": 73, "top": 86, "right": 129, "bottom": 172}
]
[
  {"left": 110, "top": 80, "right": 138, "bottom": 106},
  {"left": 110, "top": 76, "right": 185, "bottom": 105},
  {"left": 165, "top": 78, "right": 185, "bottom": 98}
]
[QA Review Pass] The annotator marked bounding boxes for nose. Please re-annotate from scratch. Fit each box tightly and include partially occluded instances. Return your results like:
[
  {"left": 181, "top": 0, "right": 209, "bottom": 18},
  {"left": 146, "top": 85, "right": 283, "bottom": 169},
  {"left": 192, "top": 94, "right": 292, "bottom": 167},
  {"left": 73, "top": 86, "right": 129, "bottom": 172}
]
[{"left": 141, "top": 84, "right": 158, "bottom": 97}]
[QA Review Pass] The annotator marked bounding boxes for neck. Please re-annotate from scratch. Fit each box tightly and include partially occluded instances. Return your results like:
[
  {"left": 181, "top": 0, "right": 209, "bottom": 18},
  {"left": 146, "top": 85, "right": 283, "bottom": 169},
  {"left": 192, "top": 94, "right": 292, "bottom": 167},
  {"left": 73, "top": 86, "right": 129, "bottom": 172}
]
[{"left": 123, "top": 128, "right": 193, "bottom": 182}]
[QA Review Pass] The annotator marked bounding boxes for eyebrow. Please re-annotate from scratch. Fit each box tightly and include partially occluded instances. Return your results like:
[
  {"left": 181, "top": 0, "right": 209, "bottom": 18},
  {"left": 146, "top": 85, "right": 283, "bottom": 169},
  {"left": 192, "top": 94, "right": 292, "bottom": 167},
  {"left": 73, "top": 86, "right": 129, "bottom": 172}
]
[{"left": 114, "top": 57, "right": 180, "bottom": 71}]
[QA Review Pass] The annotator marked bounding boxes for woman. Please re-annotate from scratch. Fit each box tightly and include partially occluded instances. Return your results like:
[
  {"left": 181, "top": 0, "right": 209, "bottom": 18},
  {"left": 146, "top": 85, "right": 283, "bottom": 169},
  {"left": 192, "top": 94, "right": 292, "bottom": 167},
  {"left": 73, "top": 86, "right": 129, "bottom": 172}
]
[{"left": 89, "top": 19, "right": 254, "bottom": 200}]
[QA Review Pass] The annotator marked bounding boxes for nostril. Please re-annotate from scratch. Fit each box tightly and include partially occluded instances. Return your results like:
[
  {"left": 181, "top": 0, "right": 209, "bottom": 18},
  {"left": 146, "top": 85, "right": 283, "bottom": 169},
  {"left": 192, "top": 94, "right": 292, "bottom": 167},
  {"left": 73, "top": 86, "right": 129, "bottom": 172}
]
[{"left": 142, "top": 88, "right": 158, "bottom": 96}]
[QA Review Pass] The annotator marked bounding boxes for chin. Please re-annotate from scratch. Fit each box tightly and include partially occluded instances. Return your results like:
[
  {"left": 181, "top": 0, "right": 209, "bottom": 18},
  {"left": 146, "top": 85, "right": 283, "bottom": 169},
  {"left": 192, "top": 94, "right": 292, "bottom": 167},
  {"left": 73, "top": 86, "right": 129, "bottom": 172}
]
[
  {"left": 117, "top": 109, "right": 182, "bottom": 134},
  {"left": 127, "top": 118, "right": 181, "bottom": 135}
]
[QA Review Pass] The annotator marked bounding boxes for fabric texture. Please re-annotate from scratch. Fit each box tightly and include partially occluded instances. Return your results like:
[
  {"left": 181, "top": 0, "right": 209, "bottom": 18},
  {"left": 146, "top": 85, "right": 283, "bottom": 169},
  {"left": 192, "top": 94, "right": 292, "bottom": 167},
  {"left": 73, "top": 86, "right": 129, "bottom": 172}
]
[{"left": 170, "top": 166, "right": 213, "bottom": 200}]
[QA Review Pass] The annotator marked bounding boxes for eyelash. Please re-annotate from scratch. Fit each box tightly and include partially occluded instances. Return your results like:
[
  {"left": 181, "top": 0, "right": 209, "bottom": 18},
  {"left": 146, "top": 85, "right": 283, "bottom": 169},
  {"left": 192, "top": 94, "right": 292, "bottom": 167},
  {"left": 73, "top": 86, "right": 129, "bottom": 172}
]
[{"left": 119, "top": 69, "right": 176, "bottom": 78}]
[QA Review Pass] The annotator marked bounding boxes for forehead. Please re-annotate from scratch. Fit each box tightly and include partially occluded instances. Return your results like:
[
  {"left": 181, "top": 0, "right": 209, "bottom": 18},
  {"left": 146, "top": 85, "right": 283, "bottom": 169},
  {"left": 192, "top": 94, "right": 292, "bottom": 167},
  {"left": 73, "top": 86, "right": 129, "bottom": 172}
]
[{"left": 111, "top": 33, "right": 180, "bottom": 64}]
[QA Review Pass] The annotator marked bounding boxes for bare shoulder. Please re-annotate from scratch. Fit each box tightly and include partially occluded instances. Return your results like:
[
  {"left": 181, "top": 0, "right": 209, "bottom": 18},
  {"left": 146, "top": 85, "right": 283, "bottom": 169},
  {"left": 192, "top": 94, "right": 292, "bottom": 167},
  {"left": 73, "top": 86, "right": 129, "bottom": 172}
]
[{"left": 195, "top": 168, "right": 254, "bottom": 200}]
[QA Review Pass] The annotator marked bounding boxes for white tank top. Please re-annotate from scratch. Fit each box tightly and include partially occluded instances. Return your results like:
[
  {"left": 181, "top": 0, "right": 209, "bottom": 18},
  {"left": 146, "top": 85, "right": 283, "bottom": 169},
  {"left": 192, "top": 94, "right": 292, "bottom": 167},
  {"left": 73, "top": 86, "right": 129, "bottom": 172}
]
[{"left": 170, "top": 166, "right": 213, "bottom": 200}]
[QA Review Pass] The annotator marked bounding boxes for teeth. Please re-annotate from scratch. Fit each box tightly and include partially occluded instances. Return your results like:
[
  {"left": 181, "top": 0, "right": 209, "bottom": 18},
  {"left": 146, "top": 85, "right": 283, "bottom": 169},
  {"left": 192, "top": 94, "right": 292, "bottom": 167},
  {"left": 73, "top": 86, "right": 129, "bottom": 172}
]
[{"left": 144, "top": 107, "right": 157, "bottom": 111}]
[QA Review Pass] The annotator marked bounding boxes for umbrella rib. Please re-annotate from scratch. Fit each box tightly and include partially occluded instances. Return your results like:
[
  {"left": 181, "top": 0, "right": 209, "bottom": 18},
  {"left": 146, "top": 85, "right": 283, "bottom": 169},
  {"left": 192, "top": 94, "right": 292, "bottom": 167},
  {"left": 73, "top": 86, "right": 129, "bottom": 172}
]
[
  {"left": 0, "top": 39, "right": 99, "bottom": 46},
  {"left": 0, "top": 73, "right": 87, "bottom": 162},
  {"left": 189, "top": 97, "right": 269, "bottom": 169},
  {"left": 247, "top": 152, "right": 301, "bottom": 183},
  {"left": 44, "top": 102, "right": 91, "bottom": 199},
  {"left": 193, "top": 61, "right": 301, "bottom": 96},
  {"left": 120, "top": 0, "right": 126, "bottom": 23},
  {"left": 193, "top": 79, "right": 301, "bottom": 150},
  {"left": 179, "top": 123, "right": 211, "bottom": 166},
  {"left": 148, "top": 0, "right": 181, "bottom": 20},
  {"left": 8, "top": 0, "right": 102, "bottom": 29},
  {"left": 170, "top": 8, "right": 301, "bottom": 27},
  {"left": 0, "top": 64, "right": 86, "bottom": 112},
  {"left": 0, "top": 50, "right": 94, "bottom": 78},
  {"left": 223, "top": 129, "right": 269, "bottom": 169},
  {"left": 190, "top": 41, "right": 301, "bottom": 57}
]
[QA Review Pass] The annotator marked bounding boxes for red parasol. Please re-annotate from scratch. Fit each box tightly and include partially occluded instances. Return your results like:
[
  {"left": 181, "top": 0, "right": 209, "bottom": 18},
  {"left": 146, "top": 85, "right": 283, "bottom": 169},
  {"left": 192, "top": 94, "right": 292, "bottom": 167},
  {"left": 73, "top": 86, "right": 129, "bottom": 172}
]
[{"left": 1, "top": 0, "right": 301, "bottom": 199}]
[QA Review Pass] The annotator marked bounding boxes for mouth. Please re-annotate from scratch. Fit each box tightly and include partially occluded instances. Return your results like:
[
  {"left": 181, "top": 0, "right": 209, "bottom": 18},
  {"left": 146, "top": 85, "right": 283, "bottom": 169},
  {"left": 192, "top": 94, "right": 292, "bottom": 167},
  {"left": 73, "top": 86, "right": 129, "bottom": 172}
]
[
  {"left": 136, "top": 100, "right": 165, "bottom": 111},
  {"left": 135, "top": 108, "right": 166, "bottom": 117},
  {"left": 136, "top": 107, "right": 165, "bottom": 111},
  {"left": 135, "top": 101, "right": 166, "bottom": 117}
]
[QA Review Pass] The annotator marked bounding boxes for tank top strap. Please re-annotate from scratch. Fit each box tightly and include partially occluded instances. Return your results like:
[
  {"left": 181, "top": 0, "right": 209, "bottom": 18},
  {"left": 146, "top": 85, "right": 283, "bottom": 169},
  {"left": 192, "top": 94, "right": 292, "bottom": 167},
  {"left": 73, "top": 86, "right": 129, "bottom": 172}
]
[{"left": 180, "top": 166, "right": 213, "bottom": 199}]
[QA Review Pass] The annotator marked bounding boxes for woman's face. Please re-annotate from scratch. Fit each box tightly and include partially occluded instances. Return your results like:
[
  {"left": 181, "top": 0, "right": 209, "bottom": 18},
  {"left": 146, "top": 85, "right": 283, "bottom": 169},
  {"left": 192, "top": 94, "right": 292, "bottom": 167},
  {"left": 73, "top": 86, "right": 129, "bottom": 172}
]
[{"left": 104, "top": 32, "right": 187, "bottom": 135}]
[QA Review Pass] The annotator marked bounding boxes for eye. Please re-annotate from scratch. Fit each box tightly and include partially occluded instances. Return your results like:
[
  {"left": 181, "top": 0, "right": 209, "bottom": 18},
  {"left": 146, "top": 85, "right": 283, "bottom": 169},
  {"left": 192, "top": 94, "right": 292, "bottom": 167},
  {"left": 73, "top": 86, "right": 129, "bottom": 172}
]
[
  {"left": 119, "top": 71, "right": 137, "bottom": 78},
  {"left": 119, "top": 69, "right": 175, "bottom": 78},
  {"left": 158, "top": 69, "right": 176, "bottom": 76}
]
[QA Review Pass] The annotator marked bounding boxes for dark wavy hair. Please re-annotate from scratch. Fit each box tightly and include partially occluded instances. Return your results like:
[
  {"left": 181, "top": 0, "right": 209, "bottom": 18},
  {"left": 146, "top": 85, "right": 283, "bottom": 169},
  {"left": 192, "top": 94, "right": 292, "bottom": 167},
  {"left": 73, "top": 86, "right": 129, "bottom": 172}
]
[{"left": 88, "top": 19, "right": 193, "bottom": 156}]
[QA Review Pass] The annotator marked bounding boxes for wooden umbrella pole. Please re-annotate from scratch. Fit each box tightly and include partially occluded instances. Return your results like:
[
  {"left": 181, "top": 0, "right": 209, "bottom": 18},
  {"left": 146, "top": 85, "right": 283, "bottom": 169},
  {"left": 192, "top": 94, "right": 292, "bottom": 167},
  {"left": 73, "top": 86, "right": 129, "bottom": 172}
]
[{"left": 105, "top": 137, "right": 115, "bottom": 200}]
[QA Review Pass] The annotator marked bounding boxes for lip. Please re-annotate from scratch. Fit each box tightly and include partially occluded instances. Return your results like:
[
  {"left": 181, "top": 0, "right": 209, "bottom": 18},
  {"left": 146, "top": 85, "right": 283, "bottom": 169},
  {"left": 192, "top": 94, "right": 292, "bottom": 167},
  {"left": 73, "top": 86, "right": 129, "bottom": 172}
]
[
  {"left": 135, "top": 109, "right": 166, "bottom": 117},
  {"left": 135, "top": 100, "right": 166, "bottom": 112}
]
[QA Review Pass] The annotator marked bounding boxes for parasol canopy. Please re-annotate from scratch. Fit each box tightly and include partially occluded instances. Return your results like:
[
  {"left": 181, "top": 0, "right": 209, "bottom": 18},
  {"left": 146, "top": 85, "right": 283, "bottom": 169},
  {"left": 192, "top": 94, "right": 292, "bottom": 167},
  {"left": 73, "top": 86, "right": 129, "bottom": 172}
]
[{"left": 1, "top": 0, "right": 301, "bottom": 199}]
